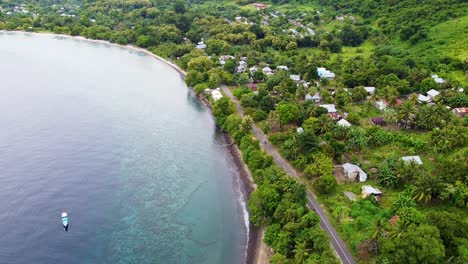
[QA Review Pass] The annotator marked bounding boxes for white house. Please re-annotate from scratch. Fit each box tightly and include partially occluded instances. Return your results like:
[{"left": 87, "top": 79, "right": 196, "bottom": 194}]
[
  {"left": 220, "top": 55, "right": 234, "bottom": 61},
  {"left": 290, "top": 74, "right": 301, "bottom": 82},
  {"left": 427, "top": 89, "right": 440, "bottom": 99},
  {"left": 317, "top": 67, "right": 335, "bottom": 79},
  {"left": 239, "top": 61, "right": 248, "bottom": 67},
  {"left": 342, "top": 163, "right": 367, "bottom": 182},
  {"left": 262, "top": 66, "right": 273, "bottom": 75},
  {"left": 364, "top": 86, "right": 376, "bottom": 95},
  {"left": 319, "top": 104, "right": 337, "bottom": 113},
  {"left": 211, "top": 88, "right": 223, "bottom": 101},
  {"left": 196, "top": 41, "right": 206, "bottom": 50},
  {"left": 236, "top": 65, "right": 246, "bottom": 73},
  {"left": 311, "top": 93, "right": 321, "bottom": 103},
  {"left": 431, "top": 74, "right": 445, "bottom": 84},
  {"left": 337, "top": 119, "right": 352, "bottom": 127},
  {"left": 277, "top": 65, "right": 289, "bottom": 71},
  {"left": 296, "top": 127, "right": 304, "bottom": 134},
  {"left": 402, "top": 156, "right": 423, "bottom": 165}
]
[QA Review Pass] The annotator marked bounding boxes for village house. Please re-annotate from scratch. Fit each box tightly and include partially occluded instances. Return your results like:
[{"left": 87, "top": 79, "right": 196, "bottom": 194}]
[
  {"left": 249, "top": 65, "right": 258, "bottom": 73},
  {"left": 452, "top": 107, "right": 468, "bottom": 117},
  {"left": 211, "top": 88, "right": 223, "bottom": 101},
  {"left": 375, "top": 100, "right": 389, "bottom": 111},
  {"left": 305, "top": 93, "right": 321, "bottom": 103},
  {"left": 317, "top": 67, "right": 336, "bottom": 79},
  {"left": 402, "top": 155, "right": 423, "bottom": 165},
  {"left": 319, "top": 104, "right": 337, "bottom": 113},
  {"left": 426, "top": 89, "right": 440, "bottom": 100},
  {"left": 262, "top": 66, "right": 273, "bottom": 75},
  {"left": 361, "top": 185, "right": 383, "bottom": 200},
  {"left": 418, "top": 94, "right": 431, "bottom": 104},
  {"left": 296, "top": 127, "right": 304, "bottom": 134},
  {"left": 311, "top": 93, "right": 321, "bottom": 102},
  {"left": 277, "top": 65, "right": 289, "bottom": 71},
  {"left": 364, "top": 86, "right": 376, "bottom": 95},
  {"left": 320, "top": 104, "right": 340, "bottom": 120},
  {"left": 236, "top": 65, "right": 246, "bottom": 73},
  {"left": 247, "top": 82, "right": 257, "bottom": 91},
  {"left": 196, "top": 40, "right": 206, "bottom": 50},
  {"left": 252, "top": 3, "right": 268, "bottom": 10},
  {"left": 290, "top": 74, "right": 301, "bottom": 83},
  {"left": 337, "top": 119, "right": 352, "bottom": 127},
  {"left": 431, "top": 74, "right": 446, "bottom": 84},
  {"left": 342, "top": 163, "right": 367, "bottom": 182}
]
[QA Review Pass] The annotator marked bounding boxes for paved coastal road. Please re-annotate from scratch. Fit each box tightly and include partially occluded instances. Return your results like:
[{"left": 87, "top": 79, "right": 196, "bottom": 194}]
[{"left": 221, "top": 86, "right": 355, "bottom": 264}]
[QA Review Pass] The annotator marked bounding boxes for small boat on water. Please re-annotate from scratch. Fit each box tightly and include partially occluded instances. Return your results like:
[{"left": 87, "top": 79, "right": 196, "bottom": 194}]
[{"left": 62, "top": 212, "right": 69, "bottom": 231}]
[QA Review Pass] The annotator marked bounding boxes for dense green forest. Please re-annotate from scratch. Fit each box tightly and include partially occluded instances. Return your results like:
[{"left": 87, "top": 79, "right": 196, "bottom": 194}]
[{"left": 1, "top": 0, "right": 467, "bottom": 263}]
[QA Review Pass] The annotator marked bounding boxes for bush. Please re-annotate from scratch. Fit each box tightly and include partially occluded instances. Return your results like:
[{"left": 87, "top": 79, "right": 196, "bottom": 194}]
[
  {"left": 313, "top": 175, "right": 338, "bottom": 195},
  {"left": 193, "top": 83, "right": 210, "bottom": 94},
  {"left": 233, "top": 86, "right": 252, "bottom": 99}
]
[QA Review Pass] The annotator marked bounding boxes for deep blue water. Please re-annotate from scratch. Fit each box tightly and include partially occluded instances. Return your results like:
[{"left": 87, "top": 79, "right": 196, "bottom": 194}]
[{"left": 0, "top": 32, "right": 247, "bottom": 264}]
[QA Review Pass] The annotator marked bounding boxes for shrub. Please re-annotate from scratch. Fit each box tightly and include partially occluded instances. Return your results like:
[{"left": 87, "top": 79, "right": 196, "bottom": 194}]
[{"left": 313, "top": 175, "right": 338, "bottom": 195}]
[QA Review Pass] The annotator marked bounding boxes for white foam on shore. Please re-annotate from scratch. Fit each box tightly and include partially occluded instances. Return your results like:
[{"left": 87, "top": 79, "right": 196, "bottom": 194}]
[{"left": 237, "top": 183, "right": 250, "bottom": 263}]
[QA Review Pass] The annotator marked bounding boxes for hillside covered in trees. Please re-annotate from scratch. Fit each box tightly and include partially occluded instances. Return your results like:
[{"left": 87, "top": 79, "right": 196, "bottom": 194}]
[{"left": 1, "top": 0, "right": 467, "bottom": 263}]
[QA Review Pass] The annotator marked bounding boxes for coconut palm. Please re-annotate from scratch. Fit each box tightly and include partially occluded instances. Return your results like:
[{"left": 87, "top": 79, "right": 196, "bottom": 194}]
[
  {"left": 397, "top": 100, "right": 417, "bottom": 129},
  {"left": 314, "top": 114, "right": 333, "bottom": 134},
  {"left": 293, "top": 242, "right": 310, "bottom": 264},
  {"left": 413, "top": 172, "right": 442, "bottom": 204}
]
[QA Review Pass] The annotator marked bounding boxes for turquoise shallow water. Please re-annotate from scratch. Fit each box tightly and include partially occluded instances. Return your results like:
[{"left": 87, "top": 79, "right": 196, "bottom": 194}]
[{"left": 0, "top": 32, "right": 247, "bottom": 264}]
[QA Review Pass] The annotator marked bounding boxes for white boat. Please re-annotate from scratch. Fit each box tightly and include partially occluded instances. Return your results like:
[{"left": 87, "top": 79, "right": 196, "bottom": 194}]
[{"left": 62, "top": 212, "right": 68, "bottom": 230}]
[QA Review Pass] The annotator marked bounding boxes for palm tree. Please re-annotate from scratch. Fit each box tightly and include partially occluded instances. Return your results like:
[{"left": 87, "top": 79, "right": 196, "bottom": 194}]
[
  {"left": 413, "top": 172, "right": 442, "bottom": 204},
  {"left": 397, "top": 100, "right": 417, "bottom": 129},
  {"left": 293, "top": 242, "right": 310, "bottom": 264},
  {"left": 430, "top": 127, "right": 457, "bottom": 152},
  {"left": 314, "top": 114, "right": 333, "bottom": 134},
  {"left": 417, "top": 103, "right": 452, "bottom": 130}
]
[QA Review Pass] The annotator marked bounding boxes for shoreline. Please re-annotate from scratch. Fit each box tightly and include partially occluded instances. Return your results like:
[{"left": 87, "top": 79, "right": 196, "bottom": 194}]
[{"left": 0, "top": 30, "right": 267, "bottom": 264}]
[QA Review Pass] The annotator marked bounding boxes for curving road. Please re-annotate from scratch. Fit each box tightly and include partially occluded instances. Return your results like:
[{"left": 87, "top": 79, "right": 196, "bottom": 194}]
[{"left": 221, "top": 85, "right": 355, "bottom": 264}]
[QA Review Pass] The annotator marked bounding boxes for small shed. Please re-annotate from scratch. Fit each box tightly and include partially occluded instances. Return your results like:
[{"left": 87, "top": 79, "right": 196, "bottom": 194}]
[
  {"left": 296, "top": 127, "right": 304, "bottom": 134},
  {"left": 343, "top": 163, "right": 367, "bottom": 182},
  {"left": 402, "top": 156, "right": 423, "bottom": 165}
]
